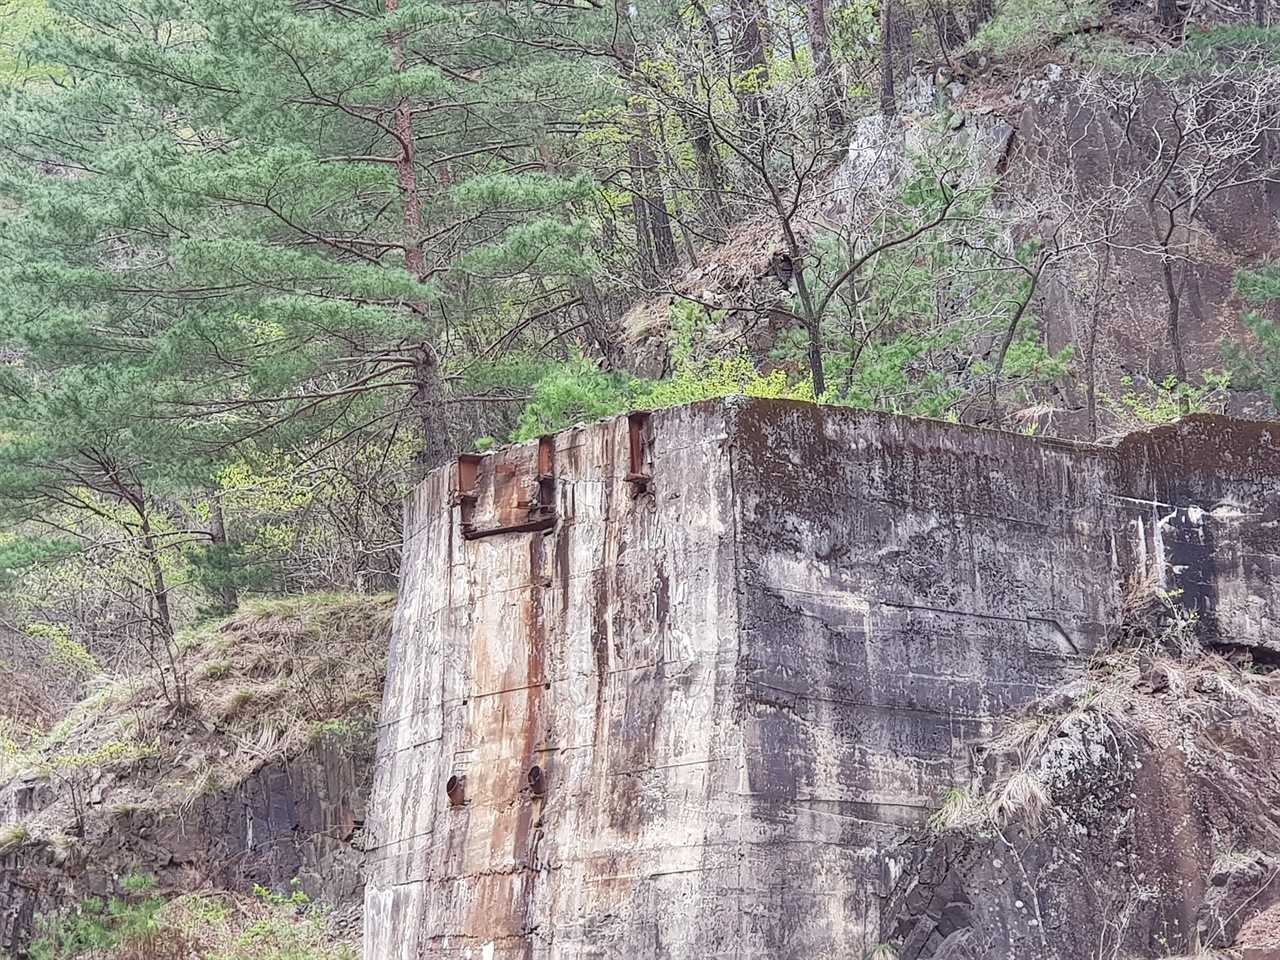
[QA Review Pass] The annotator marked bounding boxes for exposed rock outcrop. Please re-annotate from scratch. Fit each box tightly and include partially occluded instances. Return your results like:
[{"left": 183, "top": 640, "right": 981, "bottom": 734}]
[
  {"left": 0, "top": 730, "right": 374, "bottom": 954},
  {"left": 0, "top": 594, "right": 393, "bottom": 956},
  {"left": 886, "top": 644, "right": 1280, "bottom": 959}
]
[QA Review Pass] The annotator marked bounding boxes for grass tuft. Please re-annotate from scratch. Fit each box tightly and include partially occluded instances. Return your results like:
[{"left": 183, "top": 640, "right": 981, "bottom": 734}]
[
  {"left": 990, "top": 770, "right": 1051, "bottom": 830},
  {"left": 200, "top": 660, "right": 233, "bottom": 681},
  {"left": 0, "top": 824, "right": 29, "bottom": 854}
]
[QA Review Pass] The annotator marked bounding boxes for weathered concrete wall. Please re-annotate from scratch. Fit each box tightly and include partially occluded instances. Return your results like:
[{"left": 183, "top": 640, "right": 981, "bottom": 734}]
[
  {"left": 365, "top": 399, "right": 1280, "bottom": 959},
  {"left": 726, "top": 402, "right": 1116, "bottom": 958},
  {"left": 1110, "top": 417, "right": 1280, "bottom": 650}
]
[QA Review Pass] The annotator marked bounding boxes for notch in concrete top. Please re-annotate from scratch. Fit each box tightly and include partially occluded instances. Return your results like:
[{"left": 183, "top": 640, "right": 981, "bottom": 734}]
[
  {"left": 454, "top": 440, "right": 557, "bottom": 541},
  {"left": 626, "top": 411, "right": 654, "bottom": 489},
  {"left": 534, "top": 435, "right": 556, "bottom": 515},
  {"left": 455, "top": 453, "right": 483, "bottom": 536}
]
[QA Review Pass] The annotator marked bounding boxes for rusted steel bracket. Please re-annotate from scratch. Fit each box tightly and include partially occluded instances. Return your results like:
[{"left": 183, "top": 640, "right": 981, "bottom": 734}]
[
  {"left": 456, "top": 436, "right": 557, "bottom": 540},
  {"left": 626, "top": 412, "right": 654, "bottom": 488},
  {"left": 464, "top": 516, "right": 556, "bottom": 540}
]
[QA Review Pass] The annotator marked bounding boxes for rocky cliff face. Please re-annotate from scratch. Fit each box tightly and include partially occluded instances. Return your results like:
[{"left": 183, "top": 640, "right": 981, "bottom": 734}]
[
  {"left": 0, "top": 731, "right": 373, "bottom": 954},
  {"left": 0, "top": 594, "right": 392, "bottom": 957},
  {"left": 990, "top": 65, "right": 1280, "bottom": 433},
  {"left": 643, "top": 39, "right": 1280, "bottom": 442},
  {"left": 884, "top": 643, "right": 1280, "bottom": 960},
  {"left": 366, "top": 398, "right": 1280, "bottom": 959},
  {"left": 837, "top": 58, "right": 1280, "bottom": 438}
]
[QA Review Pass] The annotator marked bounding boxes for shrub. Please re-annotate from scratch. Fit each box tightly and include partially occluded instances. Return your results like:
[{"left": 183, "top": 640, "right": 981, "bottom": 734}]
[
  {"left": 1099, "top": 370, "right": 1229, "bottom": 432},
  {"left": 0, "top": 823, "right": 28, "bottom": 854},
  {"left": 29, "top": 889, "right": 168, "bottom": 960},
  {"left": 643, "top": 353, "right": 817, "bottom": 407}
]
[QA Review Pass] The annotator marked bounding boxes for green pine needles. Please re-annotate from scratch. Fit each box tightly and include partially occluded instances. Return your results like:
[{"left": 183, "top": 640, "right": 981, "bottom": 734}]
[{"left": 1227, "top": 261, "right": 1280, "bottom": 411}]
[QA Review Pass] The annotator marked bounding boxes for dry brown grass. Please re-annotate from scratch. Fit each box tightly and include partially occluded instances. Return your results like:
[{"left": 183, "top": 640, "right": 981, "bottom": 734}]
[
  {"left": 621, "top": 294, "right": 674, "bottom": 344},
  {"left": 990, "top": 769, "right": 1052, "bottom": 830},
  {"left": 935, "top": 607, "right": 1280, "bottom": 839}
]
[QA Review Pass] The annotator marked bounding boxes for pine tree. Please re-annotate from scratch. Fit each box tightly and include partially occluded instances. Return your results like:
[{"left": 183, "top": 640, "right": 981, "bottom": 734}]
[
  {"left": 0, "top": 0, "right": 623, "bottom": 660},
  {"left": 0, "top": 363, "right": 205, "bottom": 704},
  {"left": 1227, "top": 262, "right": 1280, "bottom": 410},
  {"left": 0, "top": 0, "right": 607, "bottom": 472}
]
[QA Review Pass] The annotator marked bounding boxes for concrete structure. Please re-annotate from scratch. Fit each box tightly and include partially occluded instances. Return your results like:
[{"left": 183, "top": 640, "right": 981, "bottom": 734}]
[{"left": 365, "top": 398, "right": 1280, "bottom": 959}]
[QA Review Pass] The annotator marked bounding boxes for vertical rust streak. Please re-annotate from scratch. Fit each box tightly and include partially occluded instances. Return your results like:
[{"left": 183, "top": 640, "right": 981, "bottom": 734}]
[
  {"left": 514, "top": 530, "right": 550, "bottom": 943},
  {"left": 627, "top": 411, "right": 654, "bottom": 486}
]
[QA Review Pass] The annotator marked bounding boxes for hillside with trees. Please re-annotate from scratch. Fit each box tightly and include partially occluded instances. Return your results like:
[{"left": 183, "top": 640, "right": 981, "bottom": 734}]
[{"left": 0, "top": 0, "right": 1279, "bottom": 954}]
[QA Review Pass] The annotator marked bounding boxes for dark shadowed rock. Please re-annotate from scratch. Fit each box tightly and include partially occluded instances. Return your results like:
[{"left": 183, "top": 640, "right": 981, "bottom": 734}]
[{"left": 0, "top": 720, "right": 375, "bottom": 954}]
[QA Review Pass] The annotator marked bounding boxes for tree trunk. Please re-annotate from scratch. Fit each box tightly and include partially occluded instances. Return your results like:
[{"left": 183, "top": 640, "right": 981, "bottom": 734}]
[
  {"left": 731, "top": 0, "right": 768, "bottom": 78},
  {"left": 880, "top": 0, "right": 897, "bottom": 118},
  {"left": 691, "top": 125, "right": 728, "bottom": 240},
  {"left": 1086, "top": 248, "right": 1111, "bottom": 441},
  {"left": 795, "top": 265, "right": 826, "bottom": 398},
  {"left": 761, "top": 160, "right": 825, "bottom": 396},
  {"left": 631, "top": 107, "right": 678, "bottom": 281},
  {"left": 1148, "top": 206, "right": 1188, "bottom": 388},
  {"left": 208, "top": 492, "right": 238, "bottom": 611},
  {"left": 1160, "top": 252, "right": 1188, "bottom": 385},
  {"left": 411, "top": 343, "right": 452, "bottom": 469},
  {"left": 139, "top": 518, "right": 174, "bottom": 651},
  {"left": 1155, "top": 0, "right": 1182, "bottom": 33},
  {"left": 970, "top": 0, "right": 994, "bottom": 34},
  {"left": 614, "top": 0, "right": 676, "bottom": 284},
  {"left": 139, "top": 509, "right": 185, "bottom": 710},
  {"left": 1265, "top": 124, "right": 1280, "bottom": 217},
  {"left": 387, "top": 0, "right": 424, "bottom": 281},
  {"left": 807, "top": 0, "right": 844, "bottom": 129},
  {"left": 988, "top": 253, "right": 1049, "bottom": 419},
  {"left": 929, "top": 1, "right": 966, "bottom": 57},
  {"left": 579, "top": 281, "right": 623, "bottom": 370},
  {"left": 731, "top": 0, "right": 769, "bottom": 120},
  {"left": 388, "top": 0, "right": 451, "bottom": 462},
  {"left": 629, "top": 138, "right": 658, "bottom": 287}
]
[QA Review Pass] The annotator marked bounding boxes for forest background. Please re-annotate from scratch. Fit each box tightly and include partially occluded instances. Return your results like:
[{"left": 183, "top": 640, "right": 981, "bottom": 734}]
[
  {"left": 0, "top": 0, "right": 1279, "bottom": 764},
  {"left": 3, "top": 0, "right": 1280, "bottom": 954}
]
